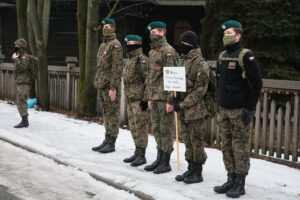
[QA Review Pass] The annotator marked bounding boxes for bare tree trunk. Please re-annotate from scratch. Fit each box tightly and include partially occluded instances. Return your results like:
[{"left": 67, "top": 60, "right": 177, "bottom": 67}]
[
  {"left": 28, "top": 0, "right": 50, "bottom": 110},
  {"left": 42, "top": 0, "right": 50, "bottom": 48},
  {"left": 76, "top": 0, "right": 88, "bottom": 118},
  {"left": 27, "top": 16, "right": 37, "bottom": 55},
  {"left": 37, "top": 0, "right": 44, "bottom": 24},
  {"left": 16, "top": 0, "right": 28, "bottom": 40},
  {"left": 83, "top": 0, "right": 99, "bottom": 117}
]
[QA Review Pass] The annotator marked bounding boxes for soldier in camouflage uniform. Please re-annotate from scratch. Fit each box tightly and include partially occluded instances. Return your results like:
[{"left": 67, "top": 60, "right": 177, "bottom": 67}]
[
  {"left": 123, "top": 34, "right": 149, "bottom": 167},
  {"left": 213, "top": 20, "right": 262, "bottom": 198},
  {"left": 12, "top": 38, "right": 31, "bottom": 128},
  {"left": 92, "top": 18, "right": 123, "bottom": 154},
  {"left": 144, "top": 21, "right": 178, "bottom": 174},
  {"left": 172, "top": 31, "right": 209, "bottom": 184}
]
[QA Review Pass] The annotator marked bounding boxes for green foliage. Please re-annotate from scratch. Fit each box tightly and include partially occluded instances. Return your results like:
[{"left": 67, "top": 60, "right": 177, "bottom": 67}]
[{"left": 200, "top": 0, "right": 300, "bottom": 80}]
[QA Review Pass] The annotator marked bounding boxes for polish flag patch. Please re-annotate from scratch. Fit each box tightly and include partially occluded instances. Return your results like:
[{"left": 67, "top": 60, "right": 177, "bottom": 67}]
[{"left": 249, "top": 56, "right": 255, "bottom": 61}]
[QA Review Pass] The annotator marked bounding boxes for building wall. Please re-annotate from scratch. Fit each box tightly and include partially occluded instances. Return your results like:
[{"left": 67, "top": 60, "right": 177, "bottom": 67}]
[
  {"left": 0, "top": 2, "right": 78, "bottom": 66},
  {"left": 106, "top": 4, "right": 205, "bottom": 55},
  {"left": 0, "top": 2, "right": 205, "bottom": 65}
]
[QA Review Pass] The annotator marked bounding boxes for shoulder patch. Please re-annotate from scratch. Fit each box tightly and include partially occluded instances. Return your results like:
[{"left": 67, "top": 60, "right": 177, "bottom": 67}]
[
  {"left": 21, "top": 54, "right": 29, "bottom": 60},
  {"left": 249, "top": 56, "right": 255, "bottom": 61}
]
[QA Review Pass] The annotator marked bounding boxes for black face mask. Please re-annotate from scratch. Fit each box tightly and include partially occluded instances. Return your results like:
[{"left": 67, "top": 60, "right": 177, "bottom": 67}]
[
  {"left": 14, "top": 47, "right": 19, "bottom": 53},
  {"left": 179, "top": 44, "right": 194, "bottom": 55},
  {"left": 126, "top": 44, "right": 141, "bottom": 53}
]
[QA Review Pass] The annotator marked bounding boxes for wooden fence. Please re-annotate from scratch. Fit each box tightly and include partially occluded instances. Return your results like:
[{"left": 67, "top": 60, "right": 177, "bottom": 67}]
[
  {"left": 0, "top": 61, "right": 299, "bottom": 163},
  {"left": 209, "top": 79, "right": 300, "bottom": 162}
]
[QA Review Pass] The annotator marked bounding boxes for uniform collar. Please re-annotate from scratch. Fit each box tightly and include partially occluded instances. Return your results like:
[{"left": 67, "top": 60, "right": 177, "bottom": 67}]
[
  {"left": 183, "top": 48, "right": 202, "bottom": 59},
  {"left": 226, "top": 42, "right": 242, "bottom": 53},
  {"left": 150, "top": 36, "right": 168, "bottom": 49},
  {"left": 128, "top": 48, "right": 143, "bottom": 58},
  {"left": 102, "top": 33, "right": 116, "bottom": 43}
]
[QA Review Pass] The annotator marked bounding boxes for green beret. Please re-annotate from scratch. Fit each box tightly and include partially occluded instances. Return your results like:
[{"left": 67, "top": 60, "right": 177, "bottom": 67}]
[
  {"left": 147, "top": 21, "right": 166, "bottom": 31},
  {"left": 221, "top": 20, "right": 242, "bottom": 31},
  {"left": 124, "top": 34, "right": 142, "bottom": 44},
  {"left": 101, "top": 18, "right": 116, "bottom": 25}
]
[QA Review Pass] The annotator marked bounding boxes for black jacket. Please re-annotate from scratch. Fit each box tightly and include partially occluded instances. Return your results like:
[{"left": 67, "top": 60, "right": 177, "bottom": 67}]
[{"left": 216, "top": 42, "right": 262, "bottom": 111}]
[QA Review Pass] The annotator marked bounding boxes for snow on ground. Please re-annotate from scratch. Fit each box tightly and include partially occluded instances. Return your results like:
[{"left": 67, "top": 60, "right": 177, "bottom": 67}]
[
  {"left": 0, "top": 140, "right": 138, "bottom": 200},
  {"left": 0, "top": 101, "right": 300, "bottom": 200}
]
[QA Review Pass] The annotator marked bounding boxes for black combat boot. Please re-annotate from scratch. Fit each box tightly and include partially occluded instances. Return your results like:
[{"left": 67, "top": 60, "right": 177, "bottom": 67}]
[
  {"left": 175, "top": 160, "right": 193, "bottom": 182},
  {"left": 14, "top": 115, "right": 29, "bottom": 128},
  {"left": 214, "top": 173, "right": 236, "bottom": 194},
  {"left": 153, "top": 152, "right": 171, "bottom": 174},
  {"left": 123, "top": 147, "right": 137, "bottom": 163},
  {"left": 98, "top": 136, "right": 116, "bottom": 153},
  {"left": 183, "top": 162, "right": 203, "bottom": 184},
  {"left": 92, "top": 134, "right": 109, "bottom": 151},
  {"left": 226, "top": 174, "right": 246, "bottom": 198},
  {"left": 131, "top": 146, "right": 146, "bottom": 167},
  {"left": 144, "top": 149, "right": 163, "bottom": 171}
]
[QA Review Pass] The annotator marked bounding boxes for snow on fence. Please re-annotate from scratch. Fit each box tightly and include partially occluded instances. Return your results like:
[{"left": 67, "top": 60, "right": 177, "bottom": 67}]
[{"left": 0, "top": 60, "right": 299, "bottom": 163}]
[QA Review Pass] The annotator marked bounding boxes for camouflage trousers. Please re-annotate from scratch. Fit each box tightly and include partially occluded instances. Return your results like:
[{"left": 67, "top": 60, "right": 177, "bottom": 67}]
[
  {"left": 218, "top": 107, "right": 251, "bottom": 175},
  {"left": 16, "top": 84, "right": 29, "bottom": 117},
  {"left": 127, "top": 101, "right": 149, "bottom": 148},
  {"left": 150, "top": 100, "right": 174, "bottom": 153},
  {"left": 99, "top": 88, "right": 120, "bottom": 138},
  {"left": 181, "top": 119, "right": 207, "bottom": 164}
]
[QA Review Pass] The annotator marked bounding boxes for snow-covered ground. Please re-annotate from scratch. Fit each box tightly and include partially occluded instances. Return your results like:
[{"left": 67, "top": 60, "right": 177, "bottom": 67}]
[
  {"left": 0, "top": 101, "right": 299, "bottom": 200},
  {"left": 0, "top": 140, "right": 138, "bottom": 200}
]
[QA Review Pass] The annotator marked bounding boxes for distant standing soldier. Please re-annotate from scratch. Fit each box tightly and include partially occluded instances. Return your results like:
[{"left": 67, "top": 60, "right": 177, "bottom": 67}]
[
  {"left": 144, "top": 21, "right": 178, "bottom": 174},
  {"left": 213, "top": 20, "right": 262, "bottom": 198},
  {"left": 172, "top": 31, "right": 209, "bottom": 184},
  {"left": 12, "top": 38, "right": 32, "bottom": 128},
  {"left": 92, "top": 18, "right": 123, "bottom": 153},
  {"left": 123, "top": 34, "right": 149, "bottom": 167}
]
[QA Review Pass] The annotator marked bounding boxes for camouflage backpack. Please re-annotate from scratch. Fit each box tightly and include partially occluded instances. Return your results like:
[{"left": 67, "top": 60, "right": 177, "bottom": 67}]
[
  {"left": 200, "top": 59, "right": 218, "bottom": 118},
  {"left": 28, "top": 55, "right": 38, "bottom": 80}
]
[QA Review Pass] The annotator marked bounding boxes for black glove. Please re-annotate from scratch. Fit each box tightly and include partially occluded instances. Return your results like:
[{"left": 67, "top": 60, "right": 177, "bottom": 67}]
[
  {"left": 139, "top": 101, "right": 148, "bottom": 111},
  {"left": 174, "top": 103, "right": 181, "bottom": 112},
  {"left": 172, "top": 97, "right": 181, "bottom": 112},
  {"left": 242, "top": 109, "right": 254, "bottom": 126}
]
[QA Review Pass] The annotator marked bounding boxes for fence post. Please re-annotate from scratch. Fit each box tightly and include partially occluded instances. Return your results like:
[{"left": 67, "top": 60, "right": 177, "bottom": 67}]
[
  {"left": 0, "top": 45, "right": 5, "bottom": 63},
  {"left": 284, "top": 102, "right": 291, "bottom": 160},
  {"left": 65, "top": 57, "right": 78, "bottom": 111},
  {"left": 254, "top": 100, "right": 261, "bottom": 153},
  {"left": 276, "top": 107, "right": 283, "bottom": 158},
  {"left": 210, "top": 117, "right": 217, "bottom": 145},
  {"left": 269, "top": 100, "right": 276, "bottom": 156},
  {"left": 292, "top": 94, "right": 299, "bottom": 161},
  {"left": 262, "top": 92, "right": 268, "bottom": 154}
]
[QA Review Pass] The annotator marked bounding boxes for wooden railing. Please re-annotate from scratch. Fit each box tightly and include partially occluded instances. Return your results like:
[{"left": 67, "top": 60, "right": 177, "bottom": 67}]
[{"left": 0, "top": 61, "right": 299, "bottom": 163}]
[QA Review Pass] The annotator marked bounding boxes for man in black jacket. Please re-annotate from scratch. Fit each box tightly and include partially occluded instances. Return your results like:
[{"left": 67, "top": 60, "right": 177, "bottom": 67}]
[{"left": 213, "top": 20, "right": 262, "bottom": 198}]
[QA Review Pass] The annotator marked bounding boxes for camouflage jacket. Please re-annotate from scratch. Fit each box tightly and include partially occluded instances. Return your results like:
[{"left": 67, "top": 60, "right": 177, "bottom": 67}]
[
  {"left": 147, "top": 37, "right": 178, "bottom": 102},
  {"left": 123, "top": 48, "right": 148, "bottom": 102},
  {"left": 178, "top": 48, "right": 210, "bottom": 121},
  {"left": 94, "top": 34, "right": 123, "bottom": 90},
  {"left": 13, "top": 52, "right": 31, "bottom": 85}
]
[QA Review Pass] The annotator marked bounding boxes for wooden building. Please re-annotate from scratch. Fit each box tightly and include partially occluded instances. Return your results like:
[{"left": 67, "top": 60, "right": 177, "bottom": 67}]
[{"left": 0, "top": 0, "right": 206, "bottom": 65}]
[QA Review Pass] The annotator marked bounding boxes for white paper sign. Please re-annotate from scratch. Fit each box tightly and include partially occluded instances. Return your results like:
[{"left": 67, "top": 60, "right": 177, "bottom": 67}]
[{"left": 163, "top": 67, "right": 186, "bottom": 92}]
